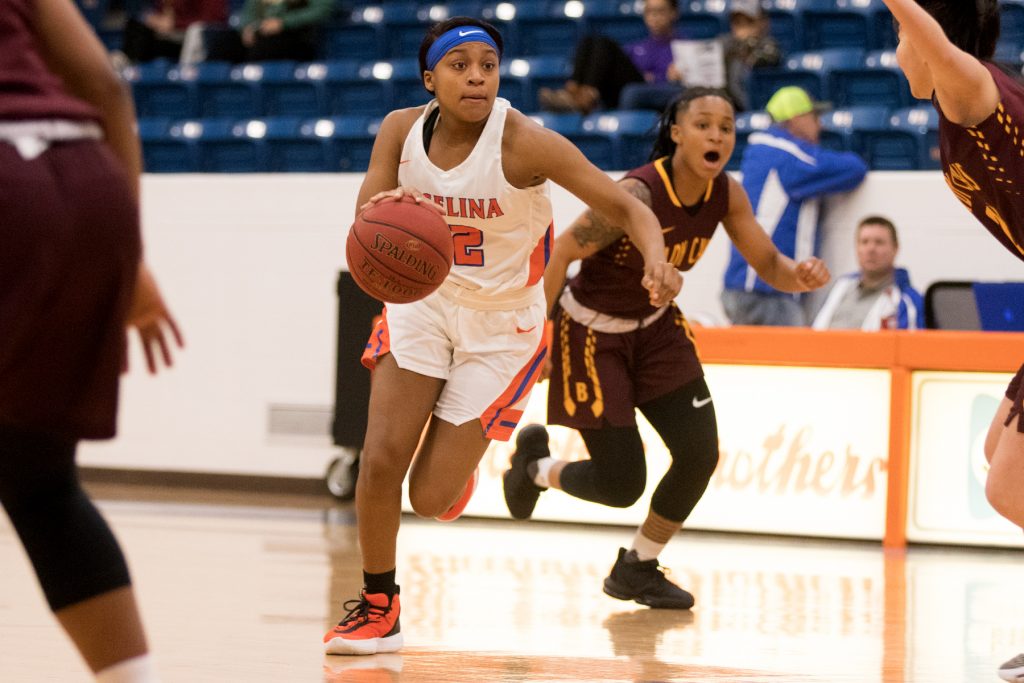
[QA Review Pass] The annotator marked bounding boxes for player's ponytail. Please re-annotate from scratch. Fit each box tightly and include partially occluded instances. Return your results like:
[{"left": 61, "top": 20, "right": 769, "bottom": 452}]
[{"left": 648, "top": 87, "right": 735, "bottom": 162}]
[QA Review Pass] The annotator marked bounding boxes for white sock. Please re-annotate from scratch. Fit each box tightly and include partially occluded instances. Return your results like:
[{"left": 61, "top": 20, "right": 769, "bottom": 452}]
[
  {"left": 95, "top": 654, "right": 160, "bottom": 683},
  {"left": 532, "top": 457, "right": 556, "bottom": 488},
  {"left": 630, "top": 530, "right": 667, "bottom": 562}
]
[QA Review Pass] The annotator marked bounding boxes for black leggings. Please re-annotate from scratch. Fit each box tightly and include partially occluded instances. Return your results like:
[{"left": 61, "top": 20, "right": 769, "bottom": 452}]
[
  {"left": 559, "top": 377, "right": 719, "bottom": 523},
  {"left": 0, "top": 425, "right": 131, "bottom": 611},
  {"left": 571, "top": 35, "right": 645, "bottom": 109}
]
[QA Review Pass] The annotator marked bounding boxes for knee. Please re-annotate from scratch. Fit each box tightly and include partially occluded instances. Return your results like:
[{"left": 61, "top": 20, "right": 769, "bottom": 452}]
[
  {"left": 356, "top": 445, "right": 408, "bottom": 492},
  {"left": 594, "top": 475, "right": 645, "bottom": 508},
  {"left": 407, "top": 486, "right": 451, "bottom": 519},
  {"left": 986, "top": 474, "right": 1024, "bottom": 526}
]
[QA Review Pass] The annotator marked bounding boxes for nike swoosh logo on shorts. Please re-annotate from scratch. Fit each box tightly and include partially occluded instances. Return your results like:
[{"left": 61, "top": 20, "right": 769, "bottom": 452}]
[
  {"left": 516, "top": 325, "right": 537, "bottom": 334},
  {"left": 458, "top": 30, "right": 483, "bottom": 37},
  {"left": 692, "top": 396, "right": 712, "bottom": 408}
]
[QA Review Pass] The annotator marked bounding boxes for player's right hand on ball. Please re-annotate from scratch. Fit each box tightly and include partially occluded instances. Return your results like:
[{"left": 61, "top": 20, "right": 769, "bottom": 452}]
[{"left": 359, "top": 186, "right": 443, "bottom": 215}]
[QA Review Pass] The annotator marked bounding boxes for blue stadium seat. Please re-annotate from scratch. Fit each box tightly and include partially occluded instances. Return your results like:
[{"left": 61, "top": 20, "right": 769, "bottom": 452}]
[
  {"left": 144, "top": 119, "right": 203, "bottom": 172},
  {"left": 888, "top": 106, "right": 940, "bottom": 170},
  {"left": 756, "top": 49, "right": 862, "bottom": 111},
  {"left": 261, "top": 62, "right": 324, "bottom": 117},
  {"left": 138, "top": 118, "right": 193, "bottom": 173},
  {"left": 1001, "top": 0, "right": 1024, "bottom": 53},
  {"left": 803, "top": 0, "right": 887, "bottom": 50},
  {"left": 819, "top": 106, "right": 888, "bottom": 154},
  {"left": 845, "top": 106, "right": 922, "bottom": 170},
  {"left": 731, "top": 110, "right": 773, "bottom": 171},
  {"left": 830, "top": 49, "right": 909, "bottom": 109},
  {"left": 498, "top": 64, "right": 531, "bottom": 111},
  {"left": 128, "top": 61, "right": 198, "bottom": 119},
  {"left": 193, "top": 118, "right": 265, "bottom": 172},
  {"left": 749, "top": 47, "right": 858, "bottom": 111},
  {"left": 257, "top": 116, "right": 333, "bottom": 172},
  {"left": 995, "top": 41, "right": 1024, "bottom": 70},
  {"left": 760, "top": 0, "right": 812, "bottom": 54},
  {"left": 515, "top": 1, "right": 584, "bottom": 57},
  {"left": 582, "top": 110, "right": 658, "bottom": 169},
  {"left": 318, "top": 115, "right": 382, "bottom": 172},
  {"left": 195, "top": 62, "right": 262, "bottom": 118},
  {"left": 502, "top": 55, "right": 572, "bottom": 111},
  {"left": 610, "top": 109, "right": 659, "bottom": 169},
  {"left": 479, "top": 2, "right": 523, "bottom": 54},
  {"left": 386, "top": 59, "right": 432, "bottom": 109},
  {"left": 325, "top": 25, "right": 384, "bottom": 62},
  {"left": 528, "top": 111, "right": 584, "bottom": 133},
  {"left": 323, "top": 60, "right": 392, "bottom": 116},
  {"left": 584, "top": 0, "right": 647, "bottom": 45},
  {"left": 678, "top": 0, "right": 727, "bottom": 41},
  {"left": 379, "top": 3, "right": 431, "bottom": 58}
]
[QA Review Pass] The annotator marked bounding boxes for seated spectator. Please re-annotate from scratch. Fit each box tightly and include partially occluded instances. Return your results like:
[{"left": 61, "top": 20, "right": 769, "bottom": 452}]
[
  {"left": 721, "top": 86, "right": 868, "bottom": 326},
  {"left": 539, "top": 0, "right": 683, "bottom": 114},
  {"left": 721, "top": 0, "right": 781, "bottom": 111},
  {"left": 812, "top": 216, "right": 923, "bottom": 330},
  {"left": 122, "top": 0, "right": 228, "bottom": 63},
  {"left": 208, "top": 0, "right": 333, "bottom": 62}
]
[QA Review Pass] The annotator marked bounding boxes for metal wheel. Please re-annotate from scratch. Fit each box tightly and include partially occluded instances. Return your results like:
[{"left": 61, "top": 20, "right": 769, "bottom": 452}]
[{"left": 325, "top": 447, "right": 359, "bottom": 501}]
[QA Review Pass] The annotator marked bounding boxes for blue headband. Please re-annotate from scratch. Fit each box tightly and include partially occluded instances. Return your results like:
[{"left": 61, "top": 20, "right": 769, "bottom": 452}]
[{"left": 425, "top": 27, "right": 500, "bottom": 71}]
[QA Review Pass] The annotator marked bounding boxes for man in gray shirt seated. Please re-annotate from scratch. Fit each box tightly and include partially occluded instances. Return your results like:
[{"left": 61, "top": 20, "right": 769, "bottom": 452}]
[{"left": 812, "top": 215, "right": 923, "bottom": 330}]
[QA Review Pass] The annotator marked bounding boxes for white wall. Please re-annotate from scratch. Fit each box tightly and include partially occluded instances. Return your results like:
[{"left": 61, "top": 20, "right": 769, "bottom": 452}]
[{"left": 78, "top": 172, "right": 1024, "bottom": 478}]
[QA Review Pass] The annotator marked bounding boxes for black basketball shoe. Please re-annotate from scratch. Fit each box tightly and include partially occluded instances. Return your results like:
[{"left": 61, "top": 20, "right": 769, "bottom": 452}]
[
  {"left": 602, "top": 548, "right": 695, "bottom": 610},
  {"left": 502, "top": 424, "right": 550, "bottom": 520}
]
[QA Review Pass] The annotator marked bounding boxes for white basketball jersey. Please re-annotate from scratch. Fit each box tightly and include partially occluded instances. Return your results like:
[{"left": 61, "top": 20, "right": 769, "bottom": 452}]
[{"left": 399, "top": 97, "right": 553, "bottom": 309}]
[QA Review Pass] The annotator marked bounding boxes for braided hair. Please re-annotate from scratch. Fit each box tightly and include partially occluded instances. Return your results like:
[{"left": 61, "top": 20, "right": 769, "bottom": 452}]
[{"left": 648, "top": 87, "right": 735, "bottom": 162}]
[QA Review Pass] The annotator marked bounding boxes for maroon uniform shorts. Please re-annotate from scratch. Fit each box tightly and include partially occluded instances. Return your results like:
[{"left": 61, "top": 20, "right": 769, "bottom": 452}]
[
  {"left": 0, "top": 140, "right": 141, "bottom": 440},
  {"left": 547, "top": 301, "right": 702, "bottom": 430},
  {"left": 1005, "top": 362, "right": 1024, "bottom": 434}
]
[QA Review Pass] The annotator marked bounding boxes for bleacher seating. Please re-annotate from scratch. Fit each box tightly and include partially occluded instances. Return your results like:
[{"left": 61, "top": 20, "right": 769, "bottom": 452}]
[{"left": 104, "top": 0, "right": 1024, "bottom": 172}]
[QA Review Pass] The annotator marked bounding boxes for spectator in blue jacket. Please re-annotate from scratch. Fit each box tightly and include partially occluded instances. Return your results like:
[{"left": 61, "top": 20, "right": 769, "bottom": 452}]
[
  {"left": 722, "top": 86, "right": 868, "bottom": 325},
  {"left": 811, "top": 216, "right": 923, "bottom": 330}
]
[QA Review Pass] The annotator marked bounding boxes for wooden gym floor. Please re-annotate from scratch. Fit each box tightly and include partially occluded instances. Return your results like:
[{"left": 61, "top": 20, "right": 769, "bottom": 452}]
[{"left": 1, "top": 484, "right": 1021, "bottom": 682}]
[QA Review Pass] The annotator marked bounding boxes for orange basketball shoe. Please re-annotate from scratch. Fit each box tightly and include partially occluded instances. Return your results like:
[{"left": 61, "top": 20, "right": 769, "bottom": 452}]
[
  {"left": 324, "top": 591, "right": 403, "bottom": 655},
  {"left": 435, "top": 467, "right": 478, "bottom": 522}
]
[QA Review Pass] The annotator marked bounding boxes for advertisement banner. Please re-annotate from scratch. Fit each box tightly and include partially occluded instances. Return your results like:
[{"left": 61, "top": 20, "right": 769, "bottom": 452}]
[
  {"left": 907, "top": 371, "right": 1024, "bottom": 547},
  {"left": 447, "top": 365, "right": 891, "bottom": 540}
]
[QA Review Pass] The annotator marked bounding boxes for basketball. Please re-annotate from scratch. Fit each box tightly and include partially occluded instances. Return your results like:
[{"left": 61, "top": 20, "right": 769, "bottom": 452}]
[{"left": 346, "top": 195, "right": 453, "bottom": 304}]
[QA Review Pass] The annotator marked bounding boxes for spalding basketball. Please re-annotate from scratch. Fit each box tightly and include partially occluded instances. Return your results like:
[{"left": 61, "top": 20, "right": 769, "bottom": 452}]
[{"left": 346, "top": 196, "right": 453, "bottom": 304}]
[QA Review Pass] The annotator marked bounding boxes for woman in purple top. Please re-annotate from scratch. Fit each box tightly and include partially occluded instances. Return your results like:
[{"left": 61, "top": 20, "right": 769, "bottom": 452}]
[
  {"left": 881, "top": 1, "right": 1024, "bottom": 680},
  {"left": 1, "top": 0, "right": 181, "bottom": 680},
  {"left": 538, "top": 0, "right": 683, "bottom": 114}
]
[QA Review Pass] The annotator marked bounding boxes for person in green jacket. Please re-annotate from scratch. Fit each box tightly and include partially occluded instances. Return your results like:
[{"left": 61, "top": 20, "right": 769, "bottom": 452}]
[{"left": 238, "top": 0, "right": 333, "bottom": 61}]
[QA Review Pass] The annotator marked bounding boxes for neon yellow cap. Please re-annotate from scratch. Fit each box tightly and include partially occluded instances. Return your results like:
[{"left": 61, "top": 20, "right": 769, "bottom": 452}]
[{"left": 765, "top": 86, "right": 828, "bottom": 122}]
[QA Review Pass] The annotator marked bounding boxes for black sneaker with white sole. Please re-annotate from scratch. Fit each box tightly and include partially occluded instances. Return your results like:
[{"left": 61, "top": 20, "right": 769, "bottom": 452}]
[{"left": 602, "top": 547, "right": 694, "bottom": 610}]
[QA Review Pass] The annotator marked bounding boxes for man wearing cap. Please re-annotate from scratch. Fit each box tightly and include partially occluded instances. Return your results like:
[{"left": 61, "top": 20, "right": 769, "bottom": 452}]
[
  {"left": 722, "top": 0, "right": 781, "bottom": 111},
  {"left": 721, "top": 85, "right": 868, "bottom": 326}
]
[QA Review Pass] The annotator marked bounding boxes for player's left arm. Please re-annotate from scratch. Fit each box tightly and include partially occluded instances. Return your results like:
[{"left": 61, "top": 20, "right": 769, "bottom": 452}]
[
  {"left": 881, "top": 0, "right": 999, "bottom": 126},
  {"left": 543, "top": 177, "right": 651, "bottom": 315},
  {"left": 721, "top": 176, "right": 830, "bottom": 293},
  {"left": 512, "top": 119, "right": 680, "bottom": 307}
]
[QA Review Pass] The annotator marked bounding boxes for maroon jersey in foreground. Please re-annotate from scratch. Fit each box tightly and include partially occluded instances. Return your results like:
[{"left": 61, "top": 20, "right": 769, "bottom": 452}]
[
  {"left": 0, "top": 0, "right": 99, "bottom": 121},
  {"left": 569, "top": 157, "right": 730, "bottom": 318},
  {"left": 937, "top": 63, "right": 1024, "bottom": 263}
]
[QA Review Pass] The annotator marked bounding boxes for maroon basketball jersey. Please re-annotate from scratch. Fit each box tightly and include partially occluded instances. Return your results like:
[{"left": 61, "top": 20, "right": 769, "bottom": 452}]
[
  {"left": 569, "top": 157, "right": 730, "bottom": 318},
  {"left": 937, "top": 63, "right": 1024, "bottom": 263},
  {"left": 0, "top": 0, "right": 99, "bottom": 121}
]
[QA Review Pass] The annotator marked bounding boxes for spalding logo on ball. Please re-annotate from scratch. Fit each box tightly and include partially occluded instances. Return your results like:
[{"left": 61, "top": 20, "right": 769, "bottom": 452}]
[{"left": 346, "top": 195, "right": 454, "bottom": 304}]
